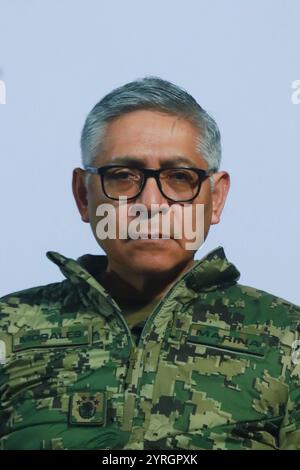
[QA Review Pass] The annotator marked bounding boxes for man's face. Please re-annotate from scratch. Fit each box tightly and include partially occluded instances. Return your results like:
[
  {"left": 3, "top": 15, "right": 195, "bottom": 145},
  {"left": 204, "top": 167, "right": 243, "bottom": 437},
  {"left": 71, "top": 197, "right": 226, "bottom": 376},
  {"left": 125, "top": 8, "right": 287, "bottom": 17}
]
[{"left": 73, "top": 110, "right": 229, "bottom": 275}]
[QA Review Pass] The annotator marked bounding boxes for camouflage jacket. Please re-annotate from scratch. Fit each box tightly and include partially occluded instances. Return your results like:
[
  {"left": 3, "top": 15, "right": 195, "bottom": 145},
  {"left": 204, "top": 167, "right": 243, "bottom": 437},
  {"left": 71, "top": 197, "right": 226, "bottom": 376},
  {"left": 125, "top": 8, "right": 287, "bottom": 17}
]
[{"left": 1, "top": 245, "right": 300, "bottom": 450}]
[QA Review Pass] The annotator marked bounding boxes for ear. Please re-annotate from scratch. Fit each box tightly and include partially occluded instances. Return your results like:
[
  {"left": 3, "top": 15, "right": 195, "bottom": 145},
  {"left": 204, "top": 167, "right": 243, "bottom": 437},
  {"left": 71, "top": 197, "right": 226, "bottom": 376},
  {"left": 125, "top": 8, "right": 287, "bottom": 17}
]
[
  {"left": 72, "top": 168, "right": 90, "bottom": 223},
  {"left": 210, "top": 171, "right": 230, "bottom": 225}
]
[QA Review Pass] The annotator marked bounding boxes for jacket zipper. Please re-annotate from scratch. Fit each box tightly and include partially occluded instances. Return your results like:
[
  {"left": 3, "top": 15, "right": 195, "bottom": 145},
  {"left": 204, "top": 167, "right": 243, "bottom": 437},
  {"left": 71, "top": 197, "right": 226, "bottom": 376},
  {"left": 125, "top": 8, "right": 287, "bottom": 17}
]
[
  {"left": 136, "top": 261, "right": 201, "bottom": 349},
  {"left": 119, "top": 261, "right": 201, "bottom": 435}
]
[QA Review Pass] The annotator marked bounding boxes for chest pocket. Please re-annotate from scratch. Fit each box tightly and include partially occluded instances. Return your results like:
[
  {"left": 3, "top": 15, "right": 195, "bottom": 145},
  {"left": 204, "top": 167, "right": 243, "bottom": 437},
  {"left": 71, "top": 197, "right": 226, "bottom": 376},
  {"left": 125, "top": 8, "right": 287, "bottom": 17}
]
[
  {"left": 186, "top": 324, "right": 266, "bottom": 359},
  {"left": 3, "top": 326, "right": 93, "bottom": 401},
  {"left": 9, "top": 325, "right": 127, "bottom": 378},
  {"left": 3, "top": 326, "right": 122, "bottom": 430}
]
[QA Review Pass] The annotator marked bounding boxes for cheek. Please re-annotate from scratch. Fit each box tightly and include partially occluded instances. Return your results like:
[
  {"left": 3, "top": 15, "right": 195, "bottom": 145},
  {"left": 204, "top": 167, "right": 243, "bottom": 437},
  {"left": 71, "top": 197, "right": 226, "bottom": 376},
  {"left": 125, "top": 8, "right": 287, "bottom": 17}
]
[
  {"left": 197, "top": 183, "right": 212, "bottom": 213},
  {"left": 87, "top": 183, "right": 102, "bottom": 221},
  {"left": 190, "top": 188, "right": 213, "bottom": 236},
  {"left": 88, "top": 192, "right": 118, "bottom": 245}
]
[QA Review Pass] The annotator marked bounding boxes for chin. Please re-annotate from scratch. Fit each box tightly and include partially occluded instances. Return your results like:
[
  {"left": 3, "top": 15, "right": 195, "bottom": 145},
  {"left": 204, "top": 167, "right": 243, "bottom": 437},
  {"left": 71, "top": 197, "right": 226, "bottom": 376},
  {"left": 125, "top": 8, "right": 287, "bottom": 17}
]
[{"left": 122, "top": 244, "right": 187, "bottom": 274}]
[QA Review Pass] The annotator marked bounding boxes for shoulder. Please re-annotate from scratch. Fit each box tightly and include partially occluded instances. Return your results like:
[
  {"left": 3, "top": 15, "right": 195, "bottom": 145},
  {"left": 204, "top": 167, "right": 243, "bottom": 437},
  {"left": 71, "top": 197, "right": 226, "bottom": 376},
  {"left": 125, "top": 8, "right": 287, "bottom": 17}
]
[
  {"left": 192, "top": 279, "right": 300, "bottom": 331},
  {"left": 223, "top": 282, "right": 300, "bottom": 329},
  {"left": 0, "top": 279, "right": 80, "bottom": 332}
]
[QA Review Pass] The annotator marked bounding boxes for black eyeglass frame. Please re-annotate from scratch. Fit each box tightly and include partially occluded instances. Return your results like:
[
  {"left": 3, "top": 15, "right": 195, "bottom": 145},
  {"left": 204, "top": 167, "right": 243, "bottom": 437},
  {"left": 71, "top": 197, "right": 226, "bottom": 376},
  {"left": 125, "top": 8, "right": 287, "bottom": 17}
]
[{"left": 84, "top": 164, "right": 212, "bottom": 202}]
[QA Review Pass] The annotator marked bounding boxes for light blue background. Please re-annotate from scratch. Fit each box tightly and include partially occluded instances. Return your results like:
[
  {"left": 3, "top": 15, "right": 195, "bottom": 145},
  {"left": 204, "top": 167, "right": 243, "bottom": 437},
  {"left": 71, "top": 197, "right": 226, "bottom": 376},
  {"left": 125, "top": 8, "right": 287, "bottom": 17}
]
[{"left": 0, "top": 0, "right": 299, "bottom": 304}]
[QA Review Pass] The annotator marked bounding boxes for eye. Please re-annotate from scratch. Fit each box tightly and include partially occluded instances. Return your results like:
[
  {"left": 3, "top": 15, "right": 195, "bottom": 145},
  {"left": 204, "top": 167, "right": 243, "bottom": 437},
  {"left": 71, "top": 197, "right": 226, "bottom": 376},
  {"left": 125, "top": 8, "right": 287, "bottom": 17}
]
[
  {"left": 166, "top": 170, "right": 196, "bottom": 183},
  {"left": 107, "top": 169, "right": 140, "bottom": 181},
  {"left": 112, "top": 171, "right": 131, "bottom": 180},
  {"left": 172, "top": 171, "right": 191, "bottom": 181}
]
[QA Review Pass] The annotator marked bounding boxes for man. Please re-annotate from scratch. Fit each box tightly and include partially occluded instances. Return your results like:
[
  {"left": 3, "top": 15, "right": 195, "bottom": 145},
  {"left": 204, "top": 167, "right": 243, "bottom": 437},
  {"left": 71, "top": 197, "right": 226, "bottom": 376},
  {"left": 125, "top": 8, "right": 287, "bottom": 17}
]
[{"left": 1, "top": 76, "right": 300, "bottom": 450}]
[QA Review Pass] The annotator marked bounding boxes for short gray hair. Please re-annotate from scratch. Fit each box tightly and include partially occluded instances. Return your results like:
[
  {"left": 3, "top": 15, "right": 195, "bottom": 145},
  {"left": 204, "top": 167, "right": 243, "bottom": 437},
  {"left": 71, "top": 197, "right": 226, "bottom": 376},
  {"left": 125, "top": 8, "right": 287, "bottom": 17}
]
[{"left": 80, "top": 76, "right": 221, "bottom": 177}]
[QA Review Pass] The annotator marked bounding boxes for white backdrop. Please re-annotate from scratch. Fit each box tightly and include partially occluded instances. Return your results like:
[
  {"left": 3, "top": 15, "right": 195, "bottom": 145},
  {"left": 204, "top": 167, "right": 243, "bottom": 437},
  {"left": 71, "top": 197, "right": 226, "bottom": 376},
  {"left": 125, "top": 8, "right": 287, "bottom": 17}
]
[{"left": 0, "top": 0, "right": 299, "bottom": 304}]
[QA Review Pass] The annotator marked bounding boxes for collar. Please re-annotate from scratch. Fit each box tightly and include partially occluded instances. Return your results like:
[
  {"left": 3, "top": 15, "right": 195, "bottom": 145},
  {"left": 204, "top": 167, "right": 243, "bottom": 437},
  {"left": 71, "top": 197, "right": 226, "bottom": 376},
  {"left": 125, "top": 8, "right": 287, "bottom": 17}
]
[{"left": 46, "top": 246, "right": 240, "bottom": 315}]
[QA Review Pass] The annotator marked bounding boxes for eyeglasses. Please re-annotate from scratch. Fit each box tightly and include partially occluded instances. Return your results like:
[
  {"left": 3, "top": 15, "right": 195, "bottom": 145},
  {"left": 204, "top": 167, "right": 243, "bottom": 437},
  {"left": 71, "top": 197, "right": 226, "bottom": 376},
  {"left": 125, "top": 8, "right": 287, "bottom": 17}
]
[{"left": 84, "top": 164, "right": 211, "bottom": 202}]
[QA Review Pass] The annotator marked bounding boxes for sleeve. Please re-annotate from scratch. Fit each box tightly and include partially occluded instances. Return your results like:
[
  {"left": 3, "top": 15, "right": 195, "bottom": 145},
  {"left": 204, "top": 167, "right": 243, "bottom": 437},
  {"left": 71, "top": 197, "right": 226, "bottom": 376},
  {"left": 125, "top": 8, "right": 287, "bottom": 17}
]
[{"left": 279, "top": 337, "right": 300, "bottom": 449}]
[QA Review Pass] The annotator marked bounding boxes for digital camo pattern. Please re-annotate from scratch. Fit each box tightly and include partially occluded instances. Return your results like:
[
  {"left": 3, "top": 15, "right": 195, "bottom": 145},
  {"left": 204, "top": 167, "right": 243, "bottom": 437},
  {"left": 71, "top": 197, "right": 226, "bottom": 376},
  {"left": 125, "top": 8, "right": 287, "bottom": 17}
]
[{"left": 1, "top": 246, "right": 300, "bottom": 450}]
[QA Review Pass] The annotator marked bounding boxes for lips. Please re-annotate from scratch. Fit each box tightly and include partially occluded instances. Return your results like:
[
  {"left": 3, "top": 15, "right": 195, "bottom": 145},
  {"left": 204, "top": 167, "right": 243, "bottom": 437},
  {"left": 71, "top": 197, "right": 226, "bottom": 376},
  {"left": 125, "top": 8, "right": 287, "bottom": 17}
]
[
  {"left": 139, "top": 233, "right": 170, "bottom": 238},
  {"left": 127, "top": 232, "right": 172, "bottom": 240}
]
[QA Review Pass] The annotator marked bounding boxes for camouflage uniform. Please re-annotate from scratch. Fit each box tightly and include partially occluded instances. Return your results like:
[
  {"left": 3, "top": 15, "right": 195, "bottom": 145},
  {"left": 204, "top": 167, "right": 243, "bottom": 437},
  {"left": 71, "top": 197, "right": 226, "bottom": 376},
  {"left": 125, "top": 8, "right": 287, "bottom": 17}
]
[{"left": 1, "top": 245, "right": 300, "bottom": 450}]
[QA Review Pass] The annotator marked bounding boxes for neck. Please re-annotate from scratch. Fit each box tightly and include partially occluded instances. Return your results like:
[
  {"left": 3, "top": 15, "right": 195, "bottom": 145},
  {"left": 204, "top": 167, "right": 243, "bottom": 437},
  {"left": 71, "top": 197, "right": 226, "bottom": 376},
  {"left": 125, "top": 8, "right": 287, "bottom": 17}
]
[{"left": 97, "top": 258, "right": 195, "bottom": 308}]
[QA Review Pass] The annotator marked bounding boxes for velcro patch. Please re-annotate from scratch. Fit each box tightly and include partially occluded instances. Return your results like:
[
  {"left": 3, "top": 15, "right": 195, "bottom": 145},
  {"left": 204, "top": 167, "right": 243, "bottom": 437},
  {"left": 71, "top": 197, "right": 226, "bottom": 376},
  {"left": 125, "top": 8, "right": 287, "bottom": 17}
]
[
  {"left": 0, "top": 339, "right": 6, "bottom": 364},
  {"left": 187, "top": 324, "right": 266, "bottom": 357},
  {"left": 13, "top": 325, "right": 90, "bottom": 351},
  {"left": 69, "top": 392, "right": 107, "bottom": 426}
]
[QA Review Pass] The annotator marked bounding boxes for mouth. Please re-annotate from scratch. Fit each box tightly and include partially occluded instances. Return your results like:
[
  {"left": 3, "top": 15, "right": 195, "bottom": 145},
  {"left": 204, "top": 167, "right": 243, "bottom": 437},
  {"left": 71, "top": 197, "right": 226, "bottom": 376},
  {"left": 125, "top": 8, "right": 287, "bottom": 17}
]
[
  {"left": 128, "top": 232, "right": 172, "bottom": 239},
  {"left": 126, "top": 232, "right": 174, "bottom": 243}
]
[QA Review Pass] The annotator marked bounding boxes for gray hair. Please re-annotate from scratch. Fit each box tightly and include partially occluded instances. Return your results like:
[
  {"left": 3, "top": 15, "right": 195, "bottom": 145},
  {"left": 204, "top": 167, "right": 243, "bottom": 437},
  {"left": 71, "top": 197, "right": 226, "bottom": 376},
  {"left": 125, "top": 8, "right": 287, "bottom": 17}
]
[{"left": 80, "top": 76, "right": 221, "bottom": 190}]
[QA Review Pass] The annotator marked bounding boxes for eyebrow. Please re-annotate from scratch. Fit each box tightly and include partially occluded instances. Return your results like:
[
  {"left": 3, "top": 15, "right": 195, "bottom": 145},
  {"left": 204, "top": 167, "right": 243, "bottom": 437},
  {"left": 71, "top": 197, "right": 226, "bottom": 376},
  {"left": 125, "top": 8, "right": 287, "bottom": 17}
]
[{"left": 108, "top": 155, "right": 197, "bottom": 168}]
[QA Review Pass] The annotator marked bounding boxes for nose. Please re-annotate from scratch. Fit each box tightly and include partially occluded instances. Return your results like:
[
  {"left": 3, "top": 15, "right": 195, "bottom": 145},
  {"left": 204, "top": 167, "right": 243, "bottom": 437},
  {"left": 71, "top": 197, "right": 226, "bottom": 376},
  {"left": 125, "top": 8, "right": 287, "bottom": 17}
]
[{"left": 135, "top": 174, "right": 168, "bottom": 209}]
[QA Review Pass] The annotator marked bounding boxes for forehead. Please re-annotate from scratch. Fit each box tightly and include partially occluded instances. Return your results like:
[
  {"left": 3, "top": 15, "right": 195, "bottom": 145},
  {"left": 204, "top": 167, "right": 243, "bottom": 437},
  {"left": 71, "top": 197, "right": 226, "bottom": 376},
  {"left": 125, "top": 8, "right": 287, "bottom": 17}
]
[{"left": 97, "top": 109, "right": 207, "bottom": 168}]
